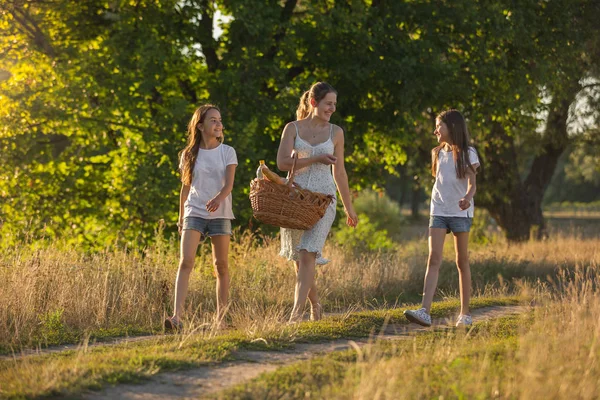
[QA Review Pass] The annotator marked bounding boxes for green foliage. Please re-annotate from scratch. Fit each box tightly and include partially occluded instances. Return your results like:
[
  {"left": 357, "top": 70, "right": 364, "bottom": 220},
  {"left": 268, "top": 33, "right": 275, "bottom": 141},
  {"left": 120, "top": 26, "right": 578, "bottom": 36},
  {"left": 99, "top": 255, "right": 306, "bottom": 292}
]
[
  {"left": 38, "top": 309, "right": 76, "bottom": 345},
  {"left": 333, "top": 191, "right": 405, "bottom": 253},
  {"left": 470, "top": 208, "right": 498, "bottom": 245},
  {"left": 0, "top": 0, "right": 598, "bottom": 247},
  {"left": 351, "top": 190, "right": 405, "bottom": 238},
  {"left": 334, "top": 214, "right": 395, "bottom": 254},
  {"left": 544, "top": 140, "right": 600, "bottom": 204},
  {"left": 545, "top": 201, "right": 600, "bottom": 214}
]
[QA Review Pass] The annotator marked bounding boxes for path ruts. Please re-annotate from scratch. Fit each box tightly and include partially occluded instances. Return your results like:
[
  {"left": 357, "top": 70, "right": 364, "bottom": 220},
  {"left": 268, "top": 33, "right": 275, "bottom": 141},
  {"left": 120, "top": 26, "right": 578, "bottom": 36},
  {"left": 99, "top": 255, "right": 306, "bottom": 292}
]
[{"left": 82, "top": 305, "right": 528, "bottom": 400}]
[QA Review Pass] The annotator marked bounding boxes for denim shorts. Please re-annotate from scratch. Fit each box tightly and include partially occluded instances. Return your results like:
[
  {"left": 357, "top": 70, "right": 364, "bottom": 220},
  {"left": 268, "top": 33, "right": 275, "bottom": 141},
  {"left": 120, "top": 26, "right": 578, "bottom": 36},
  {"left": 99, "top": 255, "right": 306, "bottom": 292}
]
[
  {"left": 429, "top": 216, "right": 473, "bottom": 234},
  {"left": 182, "top": 217, "right": 232, "bottom": 237}
]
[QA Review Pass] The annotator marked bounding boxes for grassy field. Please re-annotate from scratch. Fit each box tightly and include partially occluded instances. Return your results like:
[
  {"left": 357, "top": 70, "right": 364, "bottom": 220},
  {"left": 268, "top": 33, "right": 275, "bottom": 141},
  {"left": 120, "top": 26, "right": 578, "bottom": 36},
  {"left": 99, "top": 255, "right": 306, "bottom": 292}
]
[
  {"left": 214, "top": 267, "right": 600, "bottom": 399},
  {"left": 0, "top": 297, "right": 519, "bottom": 399},
  {"left": 0, "top": 215, "right": 598, "bottom": 353},
  {"left": 0, "top": 214, "right": 598, "bottom": 398}
]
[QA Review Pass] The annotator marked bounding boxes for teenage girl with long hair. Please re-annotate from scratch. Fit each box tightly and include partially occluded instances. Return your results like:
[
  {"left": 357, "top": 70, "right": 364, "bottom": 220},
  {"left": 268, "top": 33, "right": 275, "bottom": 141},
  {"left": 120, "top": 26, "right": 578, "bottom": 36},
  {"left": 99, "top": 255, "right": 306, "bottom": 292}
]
[
  {"left": 165, "top": 104, "right": 238, "bottom": 330},
  {"left": 404, "top": 109, "right": 480, "bottom": 327}
]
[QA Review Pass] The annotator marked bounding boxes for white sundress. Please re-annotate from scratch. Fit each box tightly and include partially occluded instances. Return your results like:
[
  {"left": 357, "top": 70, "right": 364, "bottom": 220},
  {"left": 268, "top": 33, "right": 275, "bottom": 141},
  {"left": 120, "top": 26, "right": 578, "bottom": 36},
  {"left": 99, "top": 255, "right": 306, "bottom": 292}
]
[{"left": 279, "top": 122, "right": 337, "bottom": 264}]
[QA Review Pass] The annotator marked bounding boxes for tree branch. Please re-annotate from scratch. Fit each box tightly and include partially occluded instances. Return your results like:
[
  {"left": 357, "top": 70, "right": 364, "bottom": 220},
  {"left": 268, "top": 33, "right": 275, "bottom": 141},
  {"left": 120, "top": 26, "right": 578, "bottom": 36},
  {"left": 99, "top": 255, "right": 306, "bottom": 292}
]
[
  {"left": 177, "top": 78, "right": 198, "bottom": 104},
  {"left": 10, "top": 4, "right": 56, "bottom": 57},
  {"left": 581, "top": 83, "right": 600, "bottom": 91},
  {"left": 78, "top": 117, "right": 146, "bottom": 132},
  {"left": 264, "top": 0, "right": 298, "bottom": 61},
  {"left": 523, "top": 82, "right": 580, "bottom": 194},
  {"left": 197, "top": 0, "right": 220, "bottom": 72}
]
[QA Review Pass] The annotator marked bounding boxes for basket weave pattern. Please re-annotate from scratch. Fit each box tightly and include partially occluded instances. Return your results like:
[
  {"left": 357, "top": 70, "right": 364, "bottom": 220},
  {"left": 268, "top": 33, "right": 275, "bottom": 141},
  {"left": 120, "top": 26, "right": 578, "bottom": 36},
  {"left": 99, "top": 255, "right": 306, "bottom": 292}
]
[{"left": 249, "top": 155, "right": 334, "bottom": 230}]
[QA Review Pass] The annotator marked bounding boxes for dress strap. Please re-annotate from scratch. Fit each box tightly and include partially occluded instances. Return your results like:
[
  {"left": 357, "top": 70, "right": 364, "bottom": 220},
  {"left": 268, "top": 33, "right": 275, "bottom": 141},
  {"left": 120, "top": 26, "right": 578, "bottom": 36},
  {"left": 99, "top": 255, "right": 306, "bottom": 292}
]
[
  {"left": 329, "top": 123, "right": 333, "bottom": 140},
  {"left": 292, "top": 121, "right": 299, "bottom": 138}
]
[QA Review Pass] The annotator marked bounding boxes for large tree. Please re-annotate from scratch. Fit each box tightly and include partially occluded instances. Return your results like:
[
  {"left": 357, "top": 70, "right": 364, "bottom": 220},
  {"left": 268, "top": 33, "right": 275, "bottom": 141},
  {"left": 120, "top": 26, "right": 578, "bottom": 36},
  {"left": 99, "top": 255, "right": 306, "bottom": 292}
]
[
  {"left": 465, "top": 0, "right": 600, "bottom": 241},
  {"left": 1, "top": 0, "right": 597, "bottom": 246},
  {"left": 0, "top": 0, "right": 196, "bottom": 245}
]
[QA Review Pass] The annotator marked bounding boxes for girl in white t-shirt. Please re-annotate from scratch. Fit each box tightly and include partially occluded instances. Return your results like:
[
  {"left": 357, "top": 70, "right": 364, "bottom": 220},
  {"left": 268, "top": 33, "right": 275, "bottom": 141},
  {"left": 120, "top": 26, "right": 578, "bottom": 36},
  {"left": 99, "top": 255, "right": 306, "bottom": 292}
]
[
  {"left": 165, "top": 105, "right": 238, "bottom": 330},
  {"left": 404, "top": 109, "right": 480, "bottom": 328}
]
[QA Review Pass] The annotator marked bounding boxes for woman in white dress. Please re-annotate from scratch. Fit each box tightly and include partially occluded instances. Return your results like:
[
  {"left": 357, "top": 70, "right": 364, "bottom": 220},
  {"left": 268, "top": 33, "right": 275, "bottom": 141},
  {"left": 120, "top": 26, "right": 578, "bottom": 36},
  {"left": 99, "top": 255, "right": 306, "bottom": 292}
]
[{"left": 277, "top": 82, "right": 358, "bottom": 323}]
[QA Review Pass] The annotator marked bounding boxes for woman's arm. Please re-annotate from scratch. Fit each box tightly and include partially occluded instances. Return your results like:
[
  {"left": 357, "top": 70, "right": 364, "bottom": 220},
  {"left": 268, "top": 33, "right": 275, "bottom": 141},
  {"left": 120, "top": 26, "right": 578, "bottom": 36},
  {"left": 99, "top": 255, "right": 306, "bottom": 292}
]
[
  {"left": 178, "top": 184, "right": 191, "bottom": 233},
  {"left": 277, "top": 123, "right": 337, "bottom": 172},
  {"left": 206, "top": 164, "right": 237, "bottom": 213},
  {"left": 331, "top": 126, "right": 358, "bottom": 228},
  {"left": 459, "top": 163, "right": 479, "bottom": 210}
]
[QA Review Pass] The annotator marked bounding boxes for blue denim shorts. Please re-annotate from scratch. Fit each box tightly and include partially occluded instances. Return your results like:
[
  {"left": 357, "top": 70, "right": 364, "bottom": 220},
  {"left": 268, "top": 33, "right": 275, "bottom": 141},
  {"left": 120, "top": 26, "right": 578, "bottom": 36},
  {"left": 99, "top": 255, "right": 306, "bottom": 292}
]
[
  {"left": 182, "top": 217, "right": 232, "bottom": 237},
  {"left": 429, "top": 216, "right": 473, "bottom": 234}
]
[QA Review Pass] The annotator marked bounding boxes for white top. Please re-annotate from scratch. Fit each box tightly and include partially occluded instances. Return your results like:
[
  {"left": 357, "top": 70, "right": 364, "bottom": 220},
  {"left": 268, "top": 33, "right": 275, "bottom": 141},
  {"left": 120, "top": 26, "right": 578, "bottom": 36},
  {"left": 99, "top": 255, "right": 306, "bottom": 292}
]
[
  {"left": 182, "top": 144, "right": 238, "bottom": 219},
  {"left": 430, "top": 147, "right": 480, "bottom": 218}
]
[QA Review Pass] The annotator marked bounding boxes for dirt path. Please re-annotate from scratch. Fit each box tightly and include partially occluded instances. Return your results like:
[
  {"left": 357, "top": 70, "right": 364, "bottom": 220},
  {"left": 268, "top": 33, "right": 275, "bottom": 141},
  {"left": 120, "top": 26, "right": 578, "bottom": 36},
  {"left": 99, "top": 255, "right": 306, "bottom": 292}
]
[
  {"left": 82, "top": 305, "right": 528, "bottom": 400},
  {"left": 0, "top": 334, "right": 160, "bottom": 361}
]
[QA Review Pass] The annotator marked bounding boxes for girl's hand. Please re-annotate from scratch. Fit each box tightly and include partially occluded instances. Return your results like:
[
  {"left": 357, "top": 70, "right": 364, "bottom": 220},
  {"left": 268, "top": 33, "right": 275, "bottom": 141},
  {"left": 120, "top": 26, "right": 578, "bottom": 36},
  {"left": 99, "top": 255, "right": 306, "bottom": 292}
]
[
  {"left": 317, "top": 154, "right": 337, "bottom": 165},
  {"left": 458, "top": 198, "right": 471, "bottom": 210},
  {"left": 177, "top": 219, "right": 183, "bottom": 235},
  {"left": 345, "top": 208, "right": 358, "bottom": 228},
  {"left": 206, "top": 195, "right": 223, "bottom": 213}
]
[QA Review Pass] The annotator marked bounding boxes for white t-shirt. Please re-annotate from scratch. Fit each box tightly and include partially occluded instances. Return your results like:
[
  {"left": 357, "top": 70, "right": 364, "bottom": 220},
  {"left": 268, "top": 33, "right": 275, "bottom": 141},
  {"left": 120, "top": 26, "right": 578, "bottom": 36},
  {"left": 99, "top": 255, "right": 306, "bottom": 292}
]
[
  {"left": 182, "top": 144, "right": 238, "bottom": 219},
  {"left": 430, "top": 147, "right": 480, "bottom": 218}
]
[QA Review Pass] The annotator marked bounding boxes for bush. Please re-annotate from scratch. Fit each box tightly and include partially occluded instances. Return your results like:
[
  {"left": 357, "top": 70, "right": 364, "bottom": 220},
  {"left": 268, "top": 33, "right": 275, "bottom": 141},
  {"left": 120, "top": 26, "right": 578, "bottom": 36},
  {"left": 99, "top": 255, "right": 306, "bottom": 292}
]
[
  {"left": 351, "top": 190, "right": 405, "bottom": 239},
  {"left": 38, "top": 309, "right": 76, "bottom": 346},
  {"left": 545, "top": 201, "right": 600, "bottom": 214},
  {"left": 334, "top": 214, "right": 395, "bottom": 254},
  {"left": 470, "top": 208, "right": 498, "bottom": 245}
]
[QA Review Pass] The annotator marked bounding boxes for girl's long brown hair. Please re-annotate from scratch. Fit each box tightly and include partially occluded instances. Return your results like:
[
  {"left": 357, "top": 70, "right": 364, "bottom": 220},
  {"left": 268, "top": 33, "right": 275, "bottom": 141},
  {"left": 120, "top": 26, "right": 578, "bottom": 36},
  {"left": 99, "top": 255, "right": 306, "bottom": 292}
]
[
  {"left": 431, "top": 109, "right": 477, "bottom": 179},
  {"left": 179, "top": 104, "right": 221, "bottom": 185},
  {"left": 296, "top": 82, "right": 337, "bottom": 120}
]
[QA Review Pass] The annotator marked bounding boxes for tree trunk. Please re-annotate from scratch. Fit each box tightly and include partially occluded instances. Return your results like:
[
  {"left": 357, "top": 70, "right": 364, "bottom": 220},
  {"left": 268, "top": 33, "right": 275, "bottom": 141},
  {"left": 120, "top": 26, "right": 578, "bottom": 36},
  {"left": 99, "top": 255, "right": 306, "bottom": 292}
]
[
  {"left": 479, "top": 88, "right": 576, "bottom": 242},
  {"left": 411, "top": 179, "right": 421, "bottom": 219}
]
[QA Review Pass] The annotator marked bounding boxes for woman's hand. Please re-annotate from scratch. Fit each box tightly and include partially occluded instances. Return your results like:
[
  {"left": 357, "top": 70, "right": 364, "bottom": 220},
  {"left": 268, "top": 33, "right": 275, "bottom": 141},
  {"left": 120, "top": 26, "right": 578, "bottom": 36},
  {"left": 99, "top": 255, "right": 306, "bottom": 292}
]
[
  {"left": 206, "top": 195, "right": 223, "bottom": 213},
  {"left": 177, "top": 218, "right": 183, "bottom": 235},
  {"left": 345, "top": 208, "right": 358, "bottom": 228},
  {"left": 317, "top": 154, "right": 337, "bottom": 165}
]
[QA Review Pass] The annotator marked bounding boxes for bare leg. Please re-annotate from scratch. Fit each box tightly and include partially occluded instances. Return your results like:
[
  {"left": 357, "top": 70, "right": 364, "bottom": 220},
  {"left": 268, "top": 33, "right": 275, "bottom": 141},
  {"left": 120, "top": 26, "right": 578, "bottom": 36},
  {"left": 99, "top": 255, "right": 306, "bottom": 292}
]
[
  {"left": 211, "top": 234, "right": 231, "bottom": 321},
  {"left": 453, "top": 231, "right": 471, "bottom": 315},
  {"left": 172, "top": 230, "right": 202, "bottom": 322},
  {"left": 422, "top": 228, "right": 447, "bottom": 313},
  {"left": 294, "top": 261, "right": 320, "bottom": 320},
  {"left": 289, "top": 251, "right": 316, "bottom": 322}
]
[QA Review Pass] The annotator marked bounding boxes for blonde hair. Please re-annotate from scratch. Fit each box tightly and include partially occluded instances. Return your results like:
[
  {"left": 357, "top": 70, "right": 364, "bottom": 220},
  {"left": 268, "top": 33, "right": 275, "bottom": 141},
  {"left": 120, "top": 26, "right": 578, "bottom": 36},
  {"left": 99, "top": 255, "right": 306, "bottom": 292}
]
[
  {"left": 296, "top": 82, "right": 337, "bottom": 120},
  {"left": 179, "top": 104, "right": 221, "bottom": 185}
]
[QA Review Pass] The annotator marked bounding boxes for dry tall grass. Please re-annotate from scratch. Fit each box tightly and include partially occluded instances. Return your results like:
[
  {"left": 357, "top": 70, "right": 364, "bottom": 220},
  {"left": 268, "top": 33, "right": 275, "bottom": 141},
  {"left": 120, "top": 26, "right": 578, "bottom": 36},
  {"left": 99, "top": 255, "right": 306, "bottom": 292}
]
[
  {"left": 1, "top": 224, "right": 598, "bottom": 351},
  {"left": 328, "top": 263, "right": 600, "bottom": 399}
]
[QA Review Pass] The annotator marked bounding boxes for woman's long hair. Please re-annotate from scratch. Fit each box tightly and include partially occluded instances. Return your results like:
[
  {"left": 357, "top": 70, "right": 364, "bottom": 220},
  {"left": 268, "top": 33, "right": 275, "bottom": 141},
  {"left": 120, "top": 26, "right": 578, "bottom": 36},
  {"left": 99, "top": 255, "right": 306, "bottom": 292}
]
[
  {"left": 296, "top": 82, "right": 337, "bottom": 120},
  {"left": 431, "top": 109, "right": 477, "bottom": 179},
  {"left": 179, "top": 104, "right": 221, "bottom": 185}
]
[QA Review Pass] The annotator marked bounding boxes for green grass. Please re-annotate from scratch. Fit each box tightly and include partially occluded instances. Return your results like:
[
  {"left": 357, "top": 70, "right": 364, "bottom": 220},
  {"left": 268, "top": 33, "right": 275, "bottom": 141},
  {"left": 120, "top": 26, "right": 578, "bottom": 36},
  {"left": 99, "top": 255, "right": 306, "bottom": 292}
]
[
  {"left": 0, "top": 323, "right": 158, "bottom": 356},
  {"left": 0, "top": 297, "right": 521, "bottom": 399},
  {"left": 211, "top": 313, "right": 531, "bottom": 400},
  {"left": 294, "top": 296, "right": 521, "bottom": 341}
]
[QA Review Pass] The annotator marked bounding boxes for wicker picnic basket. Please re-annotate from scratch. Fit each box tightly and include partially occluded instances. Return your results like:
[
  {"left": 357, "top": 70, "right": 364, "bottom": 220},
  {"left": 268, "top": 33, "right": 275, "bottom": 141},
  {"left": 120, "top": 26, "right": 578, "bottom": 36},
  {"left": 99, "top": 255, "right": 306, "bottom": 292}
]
[{"left": 250, "top": 154, "right": 334, "bottom": 230}]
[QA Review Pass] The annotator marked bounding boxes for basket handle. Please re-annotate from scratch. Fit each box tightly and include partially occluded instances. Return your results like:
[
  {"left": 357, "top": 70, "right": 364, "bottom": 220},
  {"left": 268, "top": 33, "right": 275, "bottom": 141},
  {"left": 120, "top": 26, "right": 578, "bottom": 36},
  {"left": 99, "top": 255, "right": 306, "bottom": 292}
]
[{"left": 286, "top": 152, "right": 298, "bottom": 188}]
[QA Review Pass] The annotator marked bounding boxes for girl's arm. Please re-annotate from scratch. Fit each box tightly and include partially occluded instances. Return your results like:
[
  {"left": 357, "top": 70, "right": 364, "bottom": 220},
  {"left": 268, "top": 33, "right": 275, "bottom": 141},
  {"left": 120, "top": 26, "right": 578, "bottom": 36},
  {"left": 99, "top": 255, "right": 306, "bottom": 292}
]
[
  {"left": 206, "top": 164, "right": 237, "bottom": 212},
  {"left": 277, "top": 123, "right": 337, "bottom": 171},
  {"left": 331, "top": 126, "right": 358, "bottom": 228},
  {"left": 178, "top": 184, "right": 191, "bottom": 233},
  {"left": 459, "top": 164, "right": 479, "bottom": 210}
]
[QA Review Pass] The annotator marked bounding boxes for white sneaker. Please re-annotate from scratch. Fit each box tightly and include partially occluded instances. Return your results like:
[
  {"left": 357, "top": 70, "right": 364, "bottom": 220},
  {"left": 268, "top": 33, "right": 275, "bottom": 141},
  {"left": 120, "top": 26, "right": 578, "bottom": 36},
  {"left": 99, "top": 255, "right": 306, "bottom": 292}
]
[
  {"left": 456, "top": 314, "right": 473, "bottom": 327},
  {"left": 404, "top": 308, "right": 432, "bottom": 327}
]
